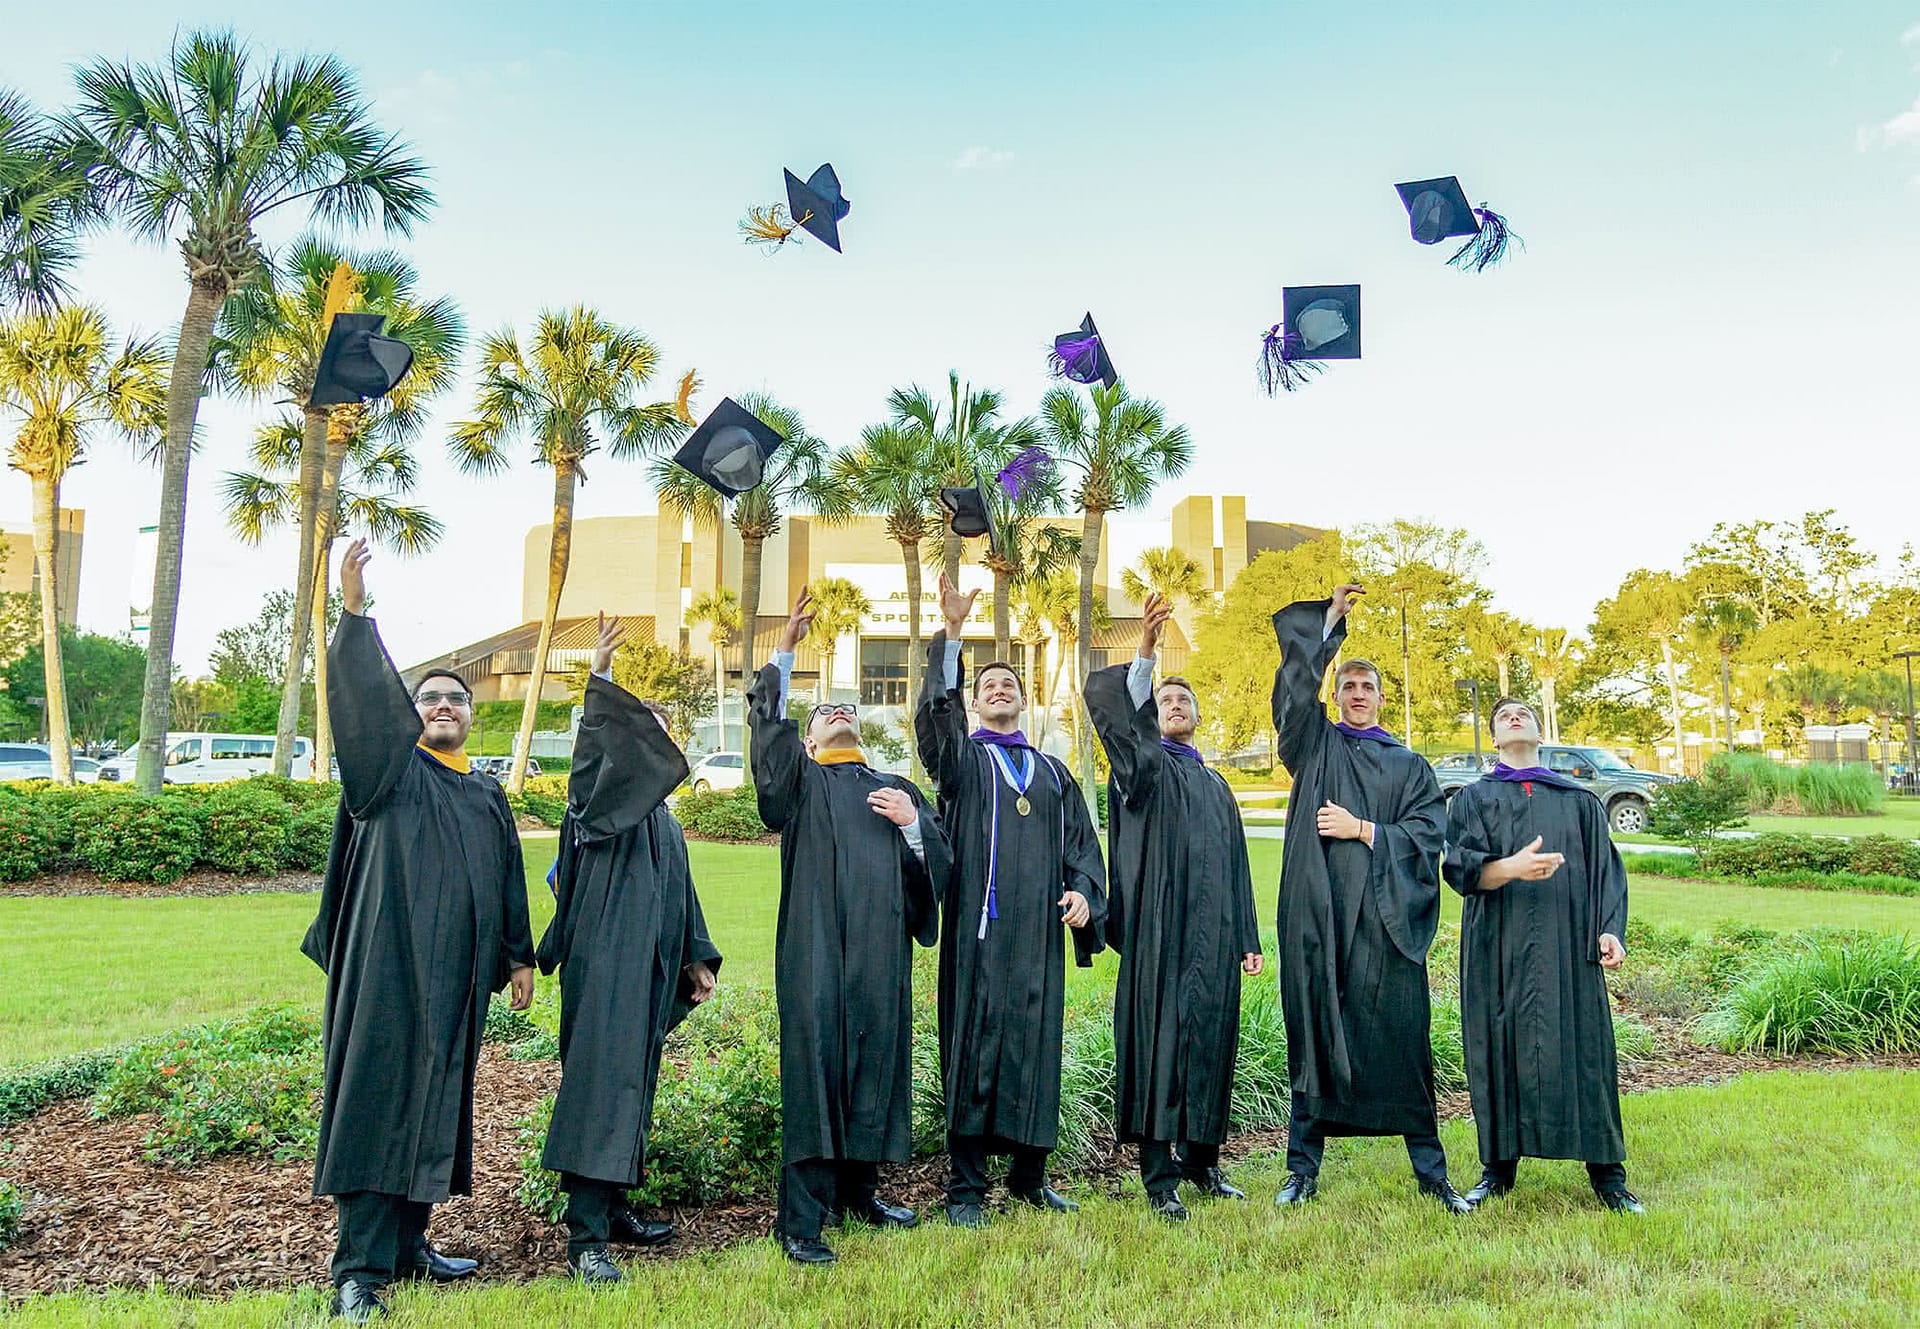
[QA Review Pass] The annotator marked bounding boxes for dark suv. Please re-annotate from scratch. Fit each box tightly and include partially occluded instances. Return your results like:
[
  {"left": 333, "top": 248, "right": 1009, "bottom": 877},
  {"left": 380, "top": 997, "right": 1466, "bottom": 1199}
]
[{"left": 1430, "top": 746, "right": 1675, "bottom": 835}]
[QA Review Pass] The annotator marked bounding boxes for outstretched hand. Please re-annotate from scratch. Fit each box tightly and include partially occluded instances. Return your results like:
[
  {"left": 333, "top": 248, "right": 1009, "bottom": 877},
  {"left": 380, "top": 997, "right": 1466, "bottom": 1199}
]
[
  {"left": 938, "top": 573, "right": 979, "bottom": 637},
  {"left": 1329, "top": 582, "right": 1365, "bottom": 622},
  {"left": 590, "top": 612, "right": 625, "bottom": 676},
  {"left": 340, "top": 538, "right": 373, "bottom": 616},
  {"left": 1139, "top": 592, "right": 1174, "bottom": 656},
  {"left": 780, "top": 586, "right": 816, "bottom": 653}
]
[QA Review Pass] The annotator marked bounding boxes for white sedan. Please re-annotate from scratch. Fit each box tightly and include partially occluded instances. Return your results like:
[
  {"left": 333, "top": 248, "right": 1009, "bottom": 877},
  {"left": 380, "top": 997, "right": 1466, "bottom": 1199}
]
[{"left": 689, "top": 752, "right": 745, "bottom": 794}]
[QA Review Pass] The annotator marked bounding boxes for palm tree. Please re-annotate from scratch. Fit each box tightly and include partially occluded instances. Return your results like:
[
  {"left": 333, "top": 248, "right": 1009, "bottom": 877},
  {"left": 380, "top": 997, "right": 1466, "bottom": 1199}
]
[
  {"left": 1120, "top": 546, "right": 1208, "bottom": 609},
  {"left": 806, "top": 576, "right": 870, "bottom": 695},
  {"left": 1464, "top": 606, "right": 1529, "bottom": 696},
  {"left": 66, "top": 31, "right": 433, "bottom": 793},
  {"left": 216, "top": 237, "right": 463, "bottom": 776},
  {"left": 685, "top": 588, "right": 741, "bottom": 751},
  {"left": 889, "top": 373, "right": 1039, "bottom": 586},
  {"left": 1691, "top": 599, "right": 1756, "bottom": 755},
  {"left": 1531, "top": 628, "right": 1576, "bottom": 742},
  {"left": 654, "top": 392, "right": 850, "bottom": 775},
  {"left": 834, "top": 420, "right": 938, "bottom": 776},
  {"left": 1030, "top": 565, "right": 1111, "bottom": 758},
  {"left": 0, "top": 305, "right": 166, "bottom": 780},
  {"left": 1, "top": 89, "right": 95, "bottom": 310},
  {"left": 1039, "top": 381, "right": 1193, "bottom": 796},
  {"left": 450, "top": 306, "right": 683, "bottom": 792}
]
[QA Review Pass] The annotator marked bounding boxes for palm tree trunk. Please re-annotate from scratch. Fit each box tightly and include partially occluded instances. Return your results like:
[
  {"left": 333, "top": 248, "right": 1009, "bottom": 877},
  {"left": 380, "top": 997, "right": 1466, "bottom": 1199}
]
[
  {"left": 1497, "top": 655, "right": 1511, "bottom": 697},
  {"left": 135, "top": 275, "right": 228, "bottom": 794},
  {"left": 308, "top": 419, "right": 350, "bottom": 783},
  {"left": 903, "top": 542, "right": 926, "bottom": 783},
  {"left": 511, "top": 462, "right": 576, "bottom": 794},
  {"left": 273, "top": 405, "right": 328, "bottom": 777},
  {"left": 1720, "top": 652, "right": 1735, "bottom": 754},
  {"left": 734, "top": 530, "right": 767, "bottom": 785},
  {"left": 31, "top": 474, "right": 73, "bottom": 783},
  {"left": 1023, "top": 634, "right": 1043, "bottom": 737},
  {"left": 1660, "top": 636, "right": 1685, "bottom": 773},
  {"left": 943, "top": 530, "right": 961, "bottom": 591},
  {"left": 992, "top": 567, "right": 1011, "bottom": 661},
  {"left": 1075, "top": 506, "right": 1106, "bottom": 802}
]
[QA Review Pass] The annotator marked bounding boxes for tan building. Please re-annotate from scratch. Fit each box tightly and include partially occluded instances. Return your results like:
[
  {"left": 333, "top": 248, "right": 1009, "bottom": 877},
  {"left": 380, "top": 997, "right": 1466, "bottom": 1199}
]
[
  {"left": 0, "top": 508, "right": 84, "bottom": 631},
  {"left": 410, "top": 496, "right": 1324, "bottom": 751}
]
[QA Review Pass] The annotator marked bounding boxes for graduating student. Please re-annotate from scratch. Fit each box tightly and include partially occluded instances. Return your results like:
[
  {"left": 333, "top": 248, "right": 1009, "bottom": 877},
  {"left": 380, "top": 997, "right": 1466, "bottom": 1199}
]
[
  {"left": 301, "top": 539, "right": 535, "bottom": 1322},
  {"left": 916, "top": 574, "right": 1108, "bottom": 1228},
  {"left": 750, "top": 588, "right": 953, "bottom": 1265},
  {"left": 1269, "top": 585, "right": 1468, "bottom": 1213},
  {"left": 1443, "top": 697, "right": 1641, "bottom": 1213},
  {"left": 536, "top": 614, "right": 724, "bottom": 1284},
  {"left": 1085, "top": 593, "right": 1262, "bottom": 1222}
]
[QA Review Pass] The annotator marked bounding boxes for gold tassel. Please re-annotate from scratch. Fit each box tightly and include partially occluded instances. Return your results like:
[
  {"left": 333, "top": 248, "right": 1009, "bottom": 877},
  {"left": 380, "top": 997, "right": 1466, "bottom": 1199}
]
[
  {"left": 739, "top": 203, "right": 812, "bottom": 249},
  {"left": 319, "top": 260, "right": 362, "bottom": 327},
  {"left": 674, "top": 369, "right": 700, "bottom": 425}
]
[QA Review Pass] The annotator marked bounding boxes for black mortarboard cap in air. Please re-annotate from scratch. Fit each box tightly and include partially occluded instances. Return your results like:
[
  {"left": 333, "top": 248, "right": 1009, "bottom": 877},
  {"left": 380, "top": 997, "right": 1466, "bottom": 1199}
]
[
  {"left": 1394, "top": 175, "right": 1521, "bottom": 272},
  {"left": 939, "top": 483, "right": 991, "bottom": 539},
  {"left": 784, "top": 164, "right": 851, "bottom": 252},
  {"left": 1048, "top": 313, "right": 1118, "bottom": 390},
  {"left": 308, "top": 313, "right": 414, "bottom": 408},
  {"left": 1281, "top": 285, "right": 1362, "bottom": 360},
  {"left": 672, "top": 397, "right": 784, "bottom": 498}
]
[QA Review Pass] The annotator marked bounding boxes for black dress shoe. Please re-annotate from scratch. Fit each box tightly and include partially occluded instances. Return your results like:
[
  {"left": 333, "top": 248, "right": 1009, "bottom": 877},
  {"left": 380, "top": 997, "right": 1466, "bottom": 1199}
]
[
  {"left": 395, "top": 1243, "right": 479, "bottom": 1283},
  {"left": 946, "top": 1201, "right": 989, "bottom": 1228},
  {"left": 1463, "top": 1172, "right": 1513, "bottom": 1206},
  {"left": 330, "top": 1280, "right": 388, "bottom": 1322},
  {"left": 1012, "top": 1185, "right": 1079, "bottom": 1213},
  {"left": 1420, "top": 1178, "right": 1476, "bottom": 1215},
  {"left": 780, "top": 1233, "right": 837, "bottom": 1265},
  {"left": 852, "top": 1196, "right": 919, "bottom": 1229},
  {"left": 609, "top": 1207, "right": 676, "bottom": 1246},
  {"left": 1596, "top": 1188, "right": 1646, "bottom": 1214},
  {"left": 568, "top": 1247, "right": 624, "bottom": 1284},
  {"left": 1274, "top": 1172, "right": 1319, "bottom": 1206},
  {"left": 1149, "top": 1192, "right": 1189, "bottom": 1223},
  {"left": 1185, "top": 1167, "right": 1246, "bottom": 1200}
]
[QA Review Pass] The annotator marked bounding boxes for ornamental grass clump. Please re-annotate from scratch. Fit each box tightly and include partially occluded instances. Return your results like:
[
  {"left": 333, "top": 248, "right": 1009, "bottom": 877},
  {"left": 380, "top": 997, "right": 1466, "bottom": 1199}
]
[{"left": 1697, "top": 933, "right": 1920, "bottom": 1056}]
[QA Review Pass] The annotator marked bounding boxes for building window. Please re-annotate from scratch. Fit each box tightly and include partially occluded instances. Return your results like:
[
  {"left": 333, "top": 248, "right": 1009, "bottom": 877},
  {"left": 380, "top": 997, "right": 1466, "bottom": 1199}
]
[{"left": 860, "top": 639, "right": 909, "bottom": 706}]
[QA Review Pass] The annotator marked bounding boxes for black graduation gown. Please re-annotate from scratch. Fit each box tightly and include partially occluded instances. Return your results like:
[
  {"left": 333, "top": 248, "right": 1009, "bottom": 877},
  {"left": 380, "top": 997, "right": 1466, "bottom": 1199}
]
[
  {"left": 1270, "top": 599, "right": 1446, "bottom": 1136},
  {"left": 1085, "top": 663, "right": 1261, "bottom": 1148},
  {"left": 748, "top": 663, "right": 951, "bottom": 1166},
  {"left": 915, "top": 635, "right": 1108, "bottom": 1150},
  {"left": 1443, "top": 774, "right": 1629, "bottom": 1165},
  {"left": 535, "top": 676, "right": 723, "bottom": 1187},
  {"left": 302, "top": 612, "right": 534, "bottom": 1202}
]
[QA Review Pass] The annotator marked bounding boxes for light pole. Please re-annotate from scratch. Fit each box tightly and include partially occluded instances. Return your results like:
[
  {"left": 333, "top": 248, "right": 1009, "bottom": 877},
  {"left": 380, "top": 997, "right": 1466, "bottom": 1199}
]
[
  {"left": 1896, "top": 649, "right": 1919, "bottom": 794},
  {"left": 1399, "top": 594, "right": 1414, "bottom": 747},
  {"left": 1456, "top": 679, "right": 1483, "bottom": 768}
]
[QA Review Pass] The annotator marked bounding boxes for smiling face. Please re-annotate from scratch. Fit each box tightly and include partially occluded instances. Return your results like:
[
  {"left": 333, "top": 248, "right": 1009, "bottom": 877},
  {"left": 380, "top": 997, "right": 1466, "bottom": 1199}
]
[
  {"left": 1334, "top": 661, "right": 1383, "bottom": 729},
  {"left": 973, "top": 664, "right": 1023, "bottom": 726},
  {"left": 1491, "top": 698, "right": 1542, "bottom": 749},
  {"left": 1156, "top": 678, "right": 1199, "bottom": 743},
  {"left": 806, "top": 701, "right": 860, "bottom": 751},
  {"left": 412, "top": 672, "right": 473, "bottom": 752}
]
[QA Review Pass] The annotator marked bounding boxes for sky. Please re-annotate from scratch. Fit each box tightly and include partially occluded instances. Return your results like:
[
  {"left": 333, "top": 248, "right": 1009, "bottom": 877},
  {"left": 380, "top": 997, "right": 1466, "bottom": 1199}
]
[{"left": 4, "top": 1, "right": 1919, "bottom": 673}]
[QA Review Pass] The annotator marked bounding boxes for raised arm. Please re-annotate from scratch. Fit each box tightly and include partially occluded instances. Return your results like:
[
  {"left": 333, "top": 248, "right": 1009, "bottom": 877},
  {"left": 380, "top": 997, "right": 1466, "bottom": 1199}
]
[
  {"left": 568, "top": 615, "right": 691, "bottom": 842},
  {"left": 1084, "top": 594, "right": 1174, "bottom": 808},
  {"left": 916, "top": 590, "right": 975, "bottom": 793},
  {"left": 1270, "top": 588, "right": 1355, "bottom": 775},
  {"left": 326, "top": 540, "right": 425, "bottom": 818},
  {"left": 749, "top": 588, "right": 814, "bottom": 831}
]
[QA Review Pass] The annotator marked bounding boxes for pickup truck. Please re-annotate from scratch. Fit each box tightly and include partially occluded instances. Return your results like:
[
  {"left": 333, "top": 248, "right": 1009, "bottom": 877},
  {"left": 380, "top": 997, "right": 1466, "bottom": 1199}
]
[{"left": 1429, "top": 746, "right": 1677, "bottom": 835}]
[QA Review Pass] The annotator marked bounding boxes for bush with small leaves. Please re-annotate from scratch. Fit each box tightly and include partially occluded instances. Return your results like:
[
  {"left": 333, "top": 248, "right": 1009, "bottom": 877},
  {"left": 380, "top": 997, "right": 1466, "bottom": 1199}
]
[
  {"left": 71, "top": 793, "right": 203, "bottom": 884},
  {"left": 198, "top": 782, "right": 296, "bottom": 875},
  {"left": 0, "top": 1180, "right": 22, "bottom": 1250},
  {"left": 0, "top": 788, "right": 58, "bottom": 880},
  {"left": 675, "top": 786, "right": 769, "bottom": 842}
]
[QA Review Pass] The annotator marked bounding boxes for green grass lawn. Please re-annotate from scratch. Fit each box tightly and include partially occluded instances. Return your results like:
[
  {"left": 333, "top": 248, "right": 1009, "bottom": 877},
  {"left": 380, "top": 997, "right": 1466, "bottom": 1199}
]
[{"left": 10, "top": 1068, "right": 1916, "bottom": 1326}]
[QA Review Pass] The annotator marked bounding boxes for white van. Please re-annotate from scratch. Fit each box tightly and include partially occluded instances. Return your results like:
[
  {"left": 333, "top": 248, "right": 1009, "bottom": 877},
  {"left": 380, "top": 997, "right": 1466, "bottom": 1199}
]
[{"left": 98, "top": 733, "right": 315, "bottom": 784}]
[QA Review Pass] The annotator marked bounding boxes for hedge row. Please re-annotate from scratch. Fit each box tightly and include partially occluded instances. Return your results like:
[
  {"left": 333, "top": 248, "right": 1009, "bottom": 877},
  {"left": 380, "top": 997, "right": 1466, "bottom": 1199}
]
[{"left": 0, "top": 777, "right": 340, "bottom": 884}]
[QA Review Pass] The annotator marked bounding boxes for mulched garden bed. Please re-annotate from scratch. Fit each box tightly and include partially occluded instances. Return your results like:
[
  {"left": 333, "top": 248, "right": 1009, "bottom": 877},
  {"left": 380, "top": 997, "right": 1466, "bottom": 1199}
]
[
  {"left": 0, "top": 870, "right": 323, "bottom": 900},
  {"left": 5, "top": 1027, "right": 1915, "bottom": 1301}
]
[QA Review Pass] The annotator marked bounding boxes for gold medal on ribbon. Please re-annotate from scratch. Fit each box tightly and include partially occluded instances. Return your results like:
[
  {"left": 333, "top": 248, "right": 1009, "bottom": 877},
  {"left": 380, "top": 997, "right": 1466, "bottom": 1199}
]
[{"left": 1015, "top": 795, "right": 1032, "bottom": 817}]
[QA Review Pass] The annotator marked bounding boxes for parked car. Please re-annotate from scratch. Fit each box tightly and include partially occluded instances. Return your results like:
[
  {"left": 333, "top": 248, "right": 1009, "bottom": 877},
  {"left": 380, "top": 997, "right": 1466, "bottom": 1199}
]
[
  {"left": 97, "top": 733, "right": 315, "bottom": 784},
  {"left": 689, "top": 752, "right": 745, "bottom": 794},
  {"left": 0, "top": 745, "right": 107, "bottom": 783},
  {"left": 1430, "top": 744, "right": 1676, "bottom": 835},
  {"left": 1431, "top": 752, "right": 1495, "bottom": 775},
  {"left": 70, "top": 756, "right": 101, "bottom": 784},
  {"left": 473, "top": 755, "right": 541, "bottom": 783}
]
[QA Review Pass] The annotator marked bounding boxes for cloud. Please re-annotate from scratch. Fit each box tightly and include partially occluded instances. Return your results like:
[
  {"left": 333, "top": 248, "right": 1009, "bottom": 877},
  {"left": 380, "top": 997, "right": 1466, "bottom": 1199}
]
[
  {"left": 1863, "top": 95, "right": 1920, "bottom": 148},
  {"left": 1902, "top": 22, "right": 1920, "bottom": 45},
  {"left": 950, "top": 146, "right": 1014, "bottom": 172}
]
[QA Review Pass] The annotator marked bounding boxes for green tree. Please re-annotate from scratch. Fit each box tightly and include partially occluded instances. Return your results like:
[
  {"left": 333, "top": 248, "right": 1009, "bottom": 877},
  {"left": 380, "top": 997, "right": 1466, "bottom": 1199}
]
[
  {"left": 1689, "top": 597, "right": 1757, "bottom": 755},
  {"left": 208, "top": 587, "right": 344, "bottom": 734},
  {"left": 451, "top": 306, "right": 684, "bottom": 792},
  {"left": 1121, "top": 546, "right": 1208, "bottom": 609},
  {"left": 215, "top": 237, "right": 463, "bottom": 777},
  {"left": 684, "top": 588, "right": 742, "bottom": 751},
  {"left": 1040, "top": 382, "right": 1192, "bottom": 796},
  {"left": 1590, "top": 568, "right": 1693, "bottom": 769},
  {"left": 888, "top": 373, "right": 1039, "bottom": 586},
  {"left": 4, "top": 628, "right": 145, "bottom": 746},
  {"left": 1529, "top": 627, "right": 1578, "bottom": 743},
  {"left": 568, "top": 638, "right": 716, "bottom": 748},
  {"left": 1, "top": 88, "right": 96, "bottom": 309},
  {"left": 0, "top": 304, "right": 167, "bottom": 780},
  {"left": 67, "top": 31, "right": 434, "bottom": 793},
  {"left": 1463, "top": 606, "right": 1530, "bottom": 698},
  {"left": 805, "top": 576, "right": 870, "bottom": 695}
]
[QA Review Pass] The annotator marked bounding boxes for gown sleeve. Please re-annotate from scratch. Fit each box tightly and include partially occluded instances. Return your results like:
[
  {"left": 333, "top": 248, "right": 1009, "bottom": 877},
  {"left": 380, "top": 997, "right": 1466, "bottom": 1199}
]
[
  {"left": 1270, "top": 599, "right": 1342, "bottom": 777},
  {"left": 1442, "top": 781, "right": 1500, "bottom": 895},
  {"left": 494, "top": 784, "right": 535, "bottom": 988},
  {"left": 668, "top": 843, "right": 725, "bottom": 1030},
  {"left": 1059, "top": 759, "right": 1110, "bottom": 967},
  {"left": 1363, "top": 754, "right": 1447, "bottom": 962},
  {"left": 1588, "top": 793, "right": 1629, "bottom": 952},
  {"left": 749, "top": 662, "right": 806, "bottom": 832},
  {"left": 916, "top": 632, "right": 971, "bottom": 796},
  {"left": 897, "top": 782, "right": 952, "bottom": 947},
  {"left": 568, "top": 675, "right": 690, "bottom": 843},
  {"left": 534, "top": 811, "right": 582, "bottom": 975},
  {"left": 1084, "top": 662, "right": 1164, "bottom": 810},
  {"left": 326, "top": 611, "right": 425, "bottom": 819}
]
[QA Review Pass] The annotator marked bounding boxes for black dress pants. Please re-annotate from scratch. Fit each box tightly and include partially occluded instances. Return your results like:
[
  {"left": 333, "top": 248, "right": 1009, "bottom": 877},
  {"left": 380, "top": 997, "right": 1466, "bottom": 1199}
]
[
  {"left": 1483, "top": 1157, "right": 1629, "bottom": 1192},
  {"left": 778, "top": 1158, "right": 879, "bottom": 1241},
  {"left": 561, "top": 1174, "right": 626, "bottom": 1260},
  {"left": 946, "top": 1133, "right": 1050, "bottom": 1205},
  {"left": 1286, "top": 1101, "right": 1448, "bottom": 1186},
  {"left": 331, "top": 1192, "right": 432, "bottom": 1287},
  {"left": 1138, "top": 1139, "right": 1220, "bottom": 1200}
]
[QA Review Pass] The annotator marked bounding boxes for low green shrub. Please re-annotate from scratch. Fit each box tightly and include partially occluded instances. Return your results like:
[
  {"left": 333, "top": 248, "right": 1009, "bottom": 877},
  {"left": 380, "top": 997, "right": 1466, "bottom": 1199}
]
[
  {"left": 1613, "top": 1012, "right": 1656, "bottom": 1062},
  {"left": 1713, "top": 753, "right": 1885, "bottom": 816},
  {"left": 283, "top": 802, "right": 338, "bottom": 873},
  {"left": 0, "top": 787, "right": 58, "bottom": 880},
  {"left": 71, "top": 793, "right": 203, "bottom": 884},
  {"left": 482, "top": 996, "right": 559, "bottom": 1060},
  {"left": 198, "top": 782, "right": 296, "bottom": 875},
  {"left": 243, "top": 774, "right": 341, "bottom": 809},
  {"left": 1648, "top": 764, "right": 1748, "bottom": 846},
  {"left": 91, "top": 1005, "right": 322, "bottom": 1164},
  {"left": 0, "top": 1049, "right": 118, "bottom": 1127},
  {"left": 1054, "top": 991, "right": 1118, "bottom": 1172},
  {"left": 1697, "top": 933, "right": 1920, "bottom": 1056},
  {"left": 675, "top": 786, "right": 769, "bottom": 842},
  {"left": 1230, "top": 975, "right": 1291, "bottom": 1127},
  {"left": 0, "top": 1179, "right": 21, "bottom": 1250}
]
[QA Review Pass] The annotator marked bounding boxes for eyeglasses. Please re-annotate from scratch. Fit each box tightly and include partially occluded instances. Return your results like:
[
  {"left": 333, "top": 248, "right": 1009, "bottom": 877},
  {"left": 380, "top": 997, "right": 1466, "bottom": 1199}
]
[
  {"left": 809, "top": 703, "right": 858, "bottom": 723},
  {"left": 415, "top": 690, "right": 472, "bottom": 708}
]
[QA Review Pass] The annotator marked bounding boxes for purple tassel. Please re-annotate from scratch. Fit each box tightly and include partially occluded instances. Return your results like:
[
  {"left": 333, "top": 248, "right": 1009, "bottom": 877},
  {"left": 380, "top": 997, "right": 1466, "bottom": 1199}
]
[
  {"left": 1448, "top": 204, "right": 1522, "bottom": 273},
  {"left": 1257, "top": 325, "right": 1322, "bottom": 396},
  {"left": 1047, "top": 333, "right": 1103, "bottom": 385},
  {"left": 995, "top": 445, "right": 1052, "bottom": 501}
]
